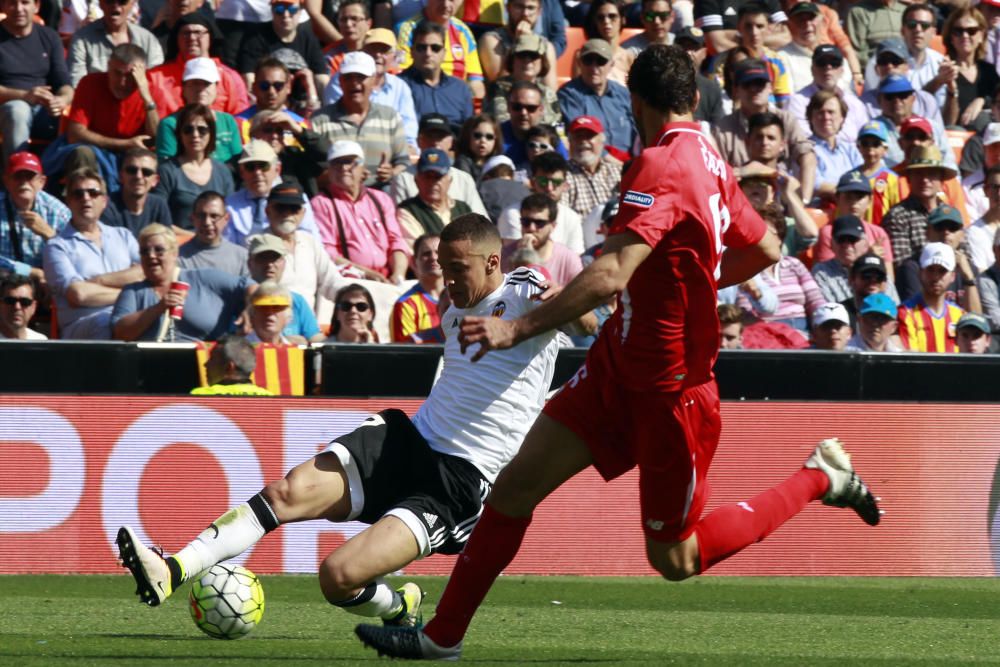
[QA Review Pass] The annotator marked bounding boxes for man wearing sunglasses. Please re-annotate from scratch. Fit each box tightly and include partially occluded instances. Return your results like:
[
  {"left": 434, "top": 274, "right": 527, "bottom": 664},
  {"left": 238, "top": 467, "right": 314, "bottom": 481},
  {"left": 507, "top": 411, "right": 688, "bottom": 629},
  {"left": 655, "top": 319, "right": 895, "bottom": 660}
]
[
  {"left": 501, "top": 192, "right": 582, "bottom": 287},
  {"left": 101, "top": 148, "right": 173, "bottom": 237},
  {"left": 622, "top": 0, "right": 675, "bottom": 58},
  {"left": 67, "top": 0, "right": 164, "bottom": 87},
  {"left": 400, "top": 20, "right": 474, "bottom": 132},
  {"left": 0, "top": 151, "right": 69, "bottom": 283},
  {"left": 497, "top": 151, "right": 584, "bottom": 254},
  {"left": 873, "top": 75, "right": 958, "bottom": 176},
  {"left": 557, "top": 39, "right": 638, "bottom": 159},
  {"left": 859, "top": 4, "right": 949, "bottom": 103},
  {"left": 859, "top": 39, "right": 945, "bottom": 128},
  {"left": 0, "top": 274, "right": 46, "bottom": 340},
  {"left": 396, "top": 0, "right": 486, "bottom": 99},
  {"left": 235, "top": 58, "right": 309, "bottom": 146}
]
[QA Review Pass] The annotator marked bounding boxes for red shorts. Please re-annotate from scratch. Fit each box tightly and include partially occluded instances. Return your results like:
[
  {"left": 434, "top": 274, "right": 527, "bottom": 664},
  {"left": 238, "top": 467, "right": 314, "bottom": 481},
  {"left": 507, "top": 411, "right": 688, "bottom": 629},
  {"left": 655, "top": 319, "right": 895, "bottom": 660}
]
[{"left": 543, "top": 359, "right": 722, "bottom": 543}]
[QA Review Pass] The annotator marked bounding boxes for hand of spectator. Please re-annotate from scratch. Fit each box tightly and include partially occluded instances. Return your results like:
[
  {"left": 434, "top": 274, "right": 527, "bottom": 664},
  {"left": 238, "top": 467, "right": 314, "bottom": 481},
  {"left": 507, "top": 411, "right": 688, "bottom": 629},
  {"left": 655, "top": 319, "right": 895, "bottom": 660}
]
[
  {"left": 389, "top": 271, "right": 407, "bottom": 286},
  {"left": 514, "top": 19, "right": 533, "bottom": 35},
  {"left": 740, "top": 279, "right": 762, "bottom": 299},
  {"left": 780, "top": 171, "right": 802, "bottom": 199},
  {"left": 268, "top": 111, "right": 301, "bottom": 135},
  {"left": 938, "top": 57, "right": 959, "bottom": 86},
  {"left": 375, "top": 153, "right": 393, "bottom": 183},
  {"left": 960, "top": 97, "right": 986, "bottom": 127},
  {"left": 25, "top": 86, "right": 53, "bottom": 106},
  {"left": 870, "top": 243, "right": 885, "bottom": 259},
  {"left": 739, "top": 161, "right": 778, "bottom": 180},
  {"left": 46, "top": 95, "right": 67, "bottom": 118},
  {"left": 161, "top": 285, "right": 188, "bottom": 311},
  {"left": 19, "top": 210, "right": 56, "bottom": 240},
  {"left": 124, "top": 135, "right": 153, "bottom": 150},
  {"left": 519, "top": 233, "right": 538, "bottom": 249},
  {"left": 955, "top": 247, "right": 976, "bottom": 282},
  {"left": 131, "top": 61, "right": 152, "bottom": 99},
  {"left": 355, "top": 328, "right": 374, "bottom": 343}
]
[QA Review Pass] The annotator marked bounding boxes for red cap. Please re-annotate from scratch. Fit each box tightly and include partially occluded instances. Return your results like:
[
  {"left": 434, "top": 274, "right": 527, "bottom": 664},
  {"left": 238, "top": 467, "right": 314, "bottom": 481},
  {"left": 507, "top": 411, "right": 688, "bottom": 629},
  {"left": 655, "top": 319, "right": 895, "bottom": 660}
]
[
  {"left": 900, "top": 116, "right": 932, "bottom": 137},
  {"left": 568, "top": 115, "right": 604, "bottom": 134},
  {"left": 981, "top": 0, "right": 1000, "bottom": 8},
  {"left": 7, "top": 151, "right": 42, "bottom": 176}
]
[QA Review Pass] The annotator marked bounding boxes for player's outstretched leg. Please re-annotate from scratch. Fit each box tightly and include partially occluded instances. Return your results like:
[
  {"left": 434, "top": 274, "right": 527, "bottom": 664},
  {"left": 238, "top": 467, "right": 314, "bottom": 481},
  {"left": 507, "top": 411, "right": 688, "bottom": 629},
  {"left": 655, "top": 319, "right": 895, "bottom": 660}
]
[{"left": 804, "top": 438, "right": 882, "bottom": 525}]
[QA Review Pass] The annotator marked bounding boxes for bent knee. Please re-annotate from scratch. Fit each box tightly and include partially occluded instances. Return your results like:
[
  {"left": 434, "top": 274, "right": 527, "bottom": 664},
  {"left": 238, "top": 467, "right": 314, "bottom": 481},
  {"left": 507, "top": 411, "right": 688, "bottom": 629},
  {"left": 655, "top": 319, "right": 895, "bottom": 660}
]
[
  {"left": 318, "top": 553, "right": 363, "bottom": 600},
  {"left": 262, "top": 477, "right": 292, "bottom": 511},
  {"left": 647, "top": 540, "right": 699, "bottom": 582}
]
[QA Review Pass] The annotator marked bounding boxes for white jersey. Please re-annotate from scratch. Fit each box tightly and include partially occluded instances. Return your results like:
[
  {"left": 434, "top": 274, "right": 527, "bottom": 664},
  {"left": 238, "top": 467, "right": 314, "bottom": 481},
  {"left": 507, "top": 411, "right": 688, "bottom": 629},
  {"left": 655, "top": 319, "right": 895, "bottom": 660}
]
[{"left": 413, "top": 268, "right": 560, "bottom": 483}]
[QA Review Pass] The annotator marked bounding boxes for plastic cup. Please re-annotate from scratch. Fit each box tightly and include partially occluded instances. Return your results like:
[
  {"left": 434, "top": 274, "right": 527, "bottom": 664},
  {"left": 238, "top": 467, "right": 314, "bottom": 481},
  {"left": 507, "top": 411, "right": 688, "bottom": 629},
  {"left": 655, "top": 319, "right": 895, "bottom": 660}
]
[{"left": 169, "top": 281, "right": 190, "bottom": 319}]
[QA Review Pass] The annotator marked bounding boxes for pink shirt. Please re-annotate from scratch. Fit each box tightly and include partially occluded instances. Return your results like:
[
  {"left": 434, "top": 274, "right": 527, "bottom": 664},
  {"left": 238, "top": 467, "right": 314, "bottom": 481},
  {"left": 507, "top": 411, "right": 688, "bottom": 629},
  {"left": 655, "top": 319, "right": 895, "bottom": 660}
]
[
  {"left": 813, "top": 220, "right": 895, "bottom": 266},
  {"left": 311, "top": 187, "right": 410, "bottom": 276},
  {"left": 501, "top": 240, "right": 583, "bottom": 287}
]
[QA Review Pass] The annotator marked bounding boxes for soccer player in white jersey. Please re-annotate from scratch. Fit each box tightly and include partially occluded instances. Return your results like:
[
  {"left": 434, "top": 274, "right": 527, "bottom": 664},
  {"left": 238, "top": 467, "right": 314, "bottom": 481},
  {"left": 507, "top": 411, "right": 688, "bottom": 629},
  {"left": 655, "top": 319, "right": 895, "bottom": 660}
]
[{"left": 116, "top": 214, "right": 596, "bottom": 629}]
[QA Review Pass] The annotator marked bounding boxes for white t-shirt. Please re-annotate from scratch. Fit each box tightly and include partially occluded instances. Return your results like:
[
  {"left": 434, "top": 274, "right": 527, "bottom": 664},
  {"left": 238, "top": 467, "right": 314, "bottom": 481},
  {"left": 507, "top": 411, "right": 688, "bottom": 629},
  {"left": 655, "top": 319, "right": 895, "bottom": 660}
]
[
  {"left": 0, "top": 328, "right": 48, "bottom": 340},
  {"left": 413, "top": 268, "right": 560, "bottom": 482},
  {"left": 497, "top": 203, "right": 585, "bottom": 255}
]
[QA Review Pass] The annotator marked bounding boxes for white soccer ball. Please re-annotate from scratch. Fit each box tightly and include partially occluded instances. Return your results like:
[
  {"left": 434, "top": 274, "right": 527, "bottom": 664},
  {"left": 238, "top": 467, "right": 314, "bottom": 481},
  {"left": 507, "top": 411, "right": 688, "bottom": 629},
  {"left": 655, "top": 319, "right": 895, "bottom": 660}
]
[{"left": 188, "top": 563, "right": 265, "bottom": 639}]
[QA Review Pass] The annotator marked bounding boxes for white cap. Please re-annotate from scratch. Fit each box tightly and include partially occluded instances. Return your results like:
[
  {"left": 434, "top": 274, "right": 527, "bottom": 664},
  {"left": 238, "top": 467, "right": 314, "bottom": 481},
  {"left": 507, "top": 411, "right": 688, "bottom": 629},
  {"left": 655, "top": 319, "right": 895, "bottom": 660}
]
[
  {"left": 182, "top": 57, "right": 220, "bottom": 83},
  {"left": 327, "top": 140, "right": 365, "bottom": 162},
  {"left": 339, "top": 51, "right": 376, "bottom": 77},
  {"left": 985, "top": 123, "right": 1000, "bottom": 147},
  {"left": 812, "top": 302, "right": 850, "bottom": 328},
  {"left": 481, "top": 155, "right": 515, "bottom": 178},
  {"left": 919, "top": 241, "right": 956, "bottom": 271}
]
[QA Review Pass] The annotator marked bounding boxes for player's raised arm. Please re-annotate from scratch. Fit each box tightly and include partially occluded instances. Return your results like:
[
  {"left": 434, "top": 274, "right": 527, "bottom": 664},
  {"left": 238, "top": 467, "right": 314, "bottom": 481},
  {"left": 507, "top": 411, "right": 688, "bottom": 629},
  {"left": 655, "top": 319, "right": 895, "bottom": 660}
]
[{"left": 459, "top": 230, "right": 650, "bottom": 360}]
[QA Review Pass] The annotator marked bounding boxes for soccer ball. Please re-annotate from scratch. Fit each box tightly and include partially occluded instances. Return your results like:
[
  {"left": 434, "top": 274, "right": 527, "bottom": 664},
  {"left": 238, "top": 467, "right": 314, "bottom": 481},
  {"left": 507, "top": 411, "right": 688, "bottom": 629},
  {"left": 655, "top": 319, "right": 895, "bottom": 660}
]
[{"left": 188, "top": 563, "right": 265, "bottom": 639}]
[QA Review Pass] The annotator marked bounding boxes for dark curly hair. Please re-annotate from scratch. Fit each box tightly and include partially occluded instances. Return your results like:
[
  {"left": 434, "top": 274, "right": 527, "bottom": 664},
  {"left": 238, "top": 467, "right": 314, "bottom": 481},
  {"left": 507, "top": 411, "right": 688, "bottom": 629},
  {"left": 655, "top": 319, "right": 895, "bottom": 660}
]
[{"left": 626, "top": 44, "right": 696, "bottom": 116}]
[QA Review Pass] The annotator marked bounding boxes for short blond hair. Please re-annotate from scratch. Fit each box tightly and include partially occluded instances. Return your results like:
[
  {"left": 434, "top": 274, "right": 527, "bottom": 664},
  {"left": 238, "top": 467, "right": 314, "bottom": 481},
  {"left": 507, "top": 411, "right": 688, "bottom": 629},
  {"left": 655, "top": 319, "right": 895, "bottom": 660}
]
[{"left": 137, "top": 223, "right": 178, "bottom": 252}]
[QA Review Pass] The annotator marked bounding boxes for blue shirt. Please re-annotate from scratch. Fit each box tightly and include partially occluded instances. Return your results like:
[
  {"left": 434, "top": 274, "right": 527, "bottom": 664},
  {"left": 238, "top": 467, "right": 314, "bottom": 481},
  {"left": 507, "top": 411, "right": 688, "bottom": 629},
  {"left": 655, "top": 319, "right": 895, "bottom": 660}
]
[
  {"left": 399, "top": 67, "right": 474, "bottom": 131},
  {"left": 0, "top": 190, "right": 70, "bottom": 276},
  {"left": 811, "top": 134, "right": 863, "bottom": 191},
  {"left": 110, "top": 267, "right": 250, "bottom": 341},
  {"left": 556, "top": 77, "right": 637, "bottom": 155},
  {"left": 501, "top": 120, "right": 569, "bottom": 171},
  {"left": 287, "top": 290, "right": 319, "bottom": 339},
  {"left": 223, "top": 186, "right": 321, "bottom": 247},
  {"left": 43, "top": 221, "right": 139, "bottom": 334},
  {"left": 323, "top": 72, "right": 419, "bottom": 148}
]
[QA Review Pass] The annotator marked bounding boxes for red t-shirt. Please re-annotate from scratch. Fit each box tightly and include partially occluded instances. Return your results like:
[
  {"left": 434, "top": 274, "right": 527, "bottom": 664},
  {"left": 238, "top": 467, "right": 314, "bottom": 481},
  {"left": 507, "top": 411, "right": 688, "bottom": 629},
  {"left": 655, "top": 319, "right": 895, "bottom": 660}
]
[
  {"left": 147, "top": 57, "right": 249, "bottom": 118},
  {"left": 66, "top": 72, "right": 147, "bottom": 139},
  {"left": 590, "top": 121, "right": 767, "bottom": 392}
]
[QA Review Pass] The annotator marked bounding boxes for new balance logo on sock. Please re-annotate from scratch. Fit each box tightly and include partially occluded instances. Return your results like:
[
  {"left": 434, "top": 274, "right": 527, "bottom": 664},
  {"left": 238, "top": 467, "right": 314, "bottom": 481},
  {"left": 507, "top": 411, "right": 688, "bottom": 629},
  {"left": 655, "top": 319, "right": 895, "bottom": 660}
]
[
  {"left": 423, "top": 512, "right": 438, "bottom": 528},
  {"left": 738, "top": 501, "right": 755, "bottom": 513}
]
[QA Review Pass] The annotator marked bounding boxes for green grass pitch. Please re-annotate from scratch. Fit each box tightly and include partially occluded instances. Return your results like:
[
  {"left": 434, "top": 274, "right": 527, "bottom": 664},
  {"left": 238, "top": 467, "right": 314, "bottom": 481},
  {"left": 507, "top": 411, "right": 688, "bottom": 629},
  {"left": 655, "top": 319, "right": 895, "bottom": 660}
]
[{"left": 3, "top": 575, "right": 1000, "bottom": 665}]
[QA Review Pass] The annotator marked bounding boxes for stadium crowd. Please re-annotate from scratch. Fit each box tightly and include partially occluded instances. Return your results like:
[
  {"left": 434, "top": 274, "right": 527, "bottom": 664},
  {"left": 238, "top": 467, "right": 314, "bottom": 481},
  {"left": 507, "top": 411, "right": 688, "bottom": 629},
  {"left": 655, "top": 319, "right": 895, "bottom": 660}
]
[{"left": 1, "top": 0, "right": 999, "bottom": 355}]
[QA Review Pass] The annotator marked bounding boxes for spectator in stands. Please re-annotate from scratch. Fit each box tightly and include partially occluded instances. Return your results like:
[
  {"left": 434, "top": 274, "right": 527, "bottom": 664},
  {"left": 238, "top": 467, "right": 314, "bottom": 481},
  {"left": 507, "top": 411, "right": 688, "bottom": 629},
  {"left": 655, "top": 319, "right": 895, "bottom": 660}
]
[
  {"left": 454, "top": 114, "right": 502, "bottom": 183},
  {"left": 326, "top": 282, "right": 378, "bottom": 343},
  {"left": 323, "top": 0, "right": 370, "bottom": 82},
  {"left": 738, "top": 201, "right": 824, "bottom": 332},
  {"left": 235, "top": 59, "right": 308, "bottom": 146},
  {"left": 778, "top": 2, "right": 837, "bottom": 94},
  {"left": 0, "top": 152, "right": 69, "bottom": 282},
  {"left": 840, "top": 253, "right": 898, "bottom": 330},
  {"left": 812, "top": 215, "right": 873, "bottom": 304},
  {"left": 807, "top": 92, "right": 863, "bottom": 204},
  {"left": 178, "top": 191, "right": 249, "bottom": 277},
  {"left": 478, "top": 0, "right": 558, "bottom": 88},
  {"left": 717, "top": 302, "right": 744, "bottom": 349},
  {"left": 390, "top": 114, "right": 488, "bottom": 217},
  {"left": 696, "top": 0, "right": 789, "bottom": 55},
  {"left": 672, "top": 27, "right": 724, "bottom": 126},
  {"left": 963, "top": 123, "right": 1000, "bottom": 223},
  {"left": 897, "top": 242, "right": 967, "bottom": 352},
  {"left": 248, "top": 110, "right": 328, "bottom": 199},
  {"left": 558, "top": 39, "right": 637, "bottom": 160},
  {"left": 67, "top": 0, "right": 164, "bottom": 87},
  {"left": 955, "top": 311, "right": 993, "bottom": 353},
  {"left": 578, "top": 0, "right": 635, "bottom": 85},
  {"left": 873, "top": 74, "right": 956, "bottom": 171},
  {"left": 941, "top": 7, "right": 997, "bottom": 131},
  {"left": 497, "top": 151, "right": 585, "bottom": 254},
  {"left": 396, "top": 0, "right": 485, "bottom": 98},
  {"left": 147, "top": 15, "right": 249, "bottom": 118},
  {"left": 846, "top": 292, "right": 903, "bottom": 351},
  {"left": 977, "top": 227, "right": 1000, "bottom": 334},
  {"left": 714, "top": 59, "right": 816, "bottom": 202},
  {"left": 980, "top": 0, "right": 1000, "bottom": 77},
  {"left": 896, "top": 204, "right": 980, "bottom": 310},
  {"left": 809, "top": 302, "right": 852, "bottom": 350},
  {"left": 969, "top": 163, "right": 1000, "bottom": 275},
  {"left": 727, "top": 2, "right": 794, "bottom": 107},
  {"left": 847, "top": 0, "right": 905, "bottom": 69},
  {"left": 501, "top": 81, "right": 566, "bottom": 171},
  {"left": 736, "top": 169, "right": 815, "bottom": 258},
  {"left": 814, "top": 169, "right": 895, "bottom": 275},
  {"left": 479, "top": 155, "right": 530, "bottom": 223},
  {"left": 148, "top": 0, "right": 216, "bottom": 53},
  {"left": 397, "top": 148, "right": 473, "bottom": 245},
  {"left": 787, "top": 45, "right": 870, "bottom": 148},
  {"left": 894, "top": 118, "right": 969, "bottom": 222},
  {"left": 522, "top": 125, "right": 562, "bottom": 171},
  {"left": 484, "top": 33, "right": 560, "bottom": 127},
  {"left": 880, "top": 3, "right": 946, "bottom": 103},
  {"left": 313, "top": 140, "right": 409, "bottom": 282},
  {"left": 112, "top": 222, "right": 251, "bottom": 341},
  {"left": 0, "top": 274, "right": 46, "bottom": 339},
  {"left": 502, "top": 192, "right": 583, "bottom": 286},
  {"left": 153, "top": 103, "right": 235, "bottom": 230},
  {"left": 0, "top": 0, "right": 73, "bottom": 166},
  {"left": 401, "top": 21, "right": 475, "bottom": 132},
  {"left": 246, "top": 232, "right": 321, "bottom": 342},
  {"left": 246, "top": 280, "right": 301, "bottom": 344},
  {"left": 190, "top": 334, "right": 275, "bottom": 396},
  {"left": 101, "top": 148, "right": 173, "bottom": 237},
  {"left": 311, "top": 52, "right": 409, "bottom": 189},
  {"left": 564, "top": 116, "right": 622, "bottom": 245},
  {"left": 623, "top": 0, "right": 675, "bottom": 57},
  {"left": 390, "top": 233, "right": 443, "bottom": 343},
  {"left": 855, "top": 121, "right": 900, "bottom": 227},
  {"left": 156, "top": 57, "right": 243, "bottom": 163},
  {"left": 859, "top": 39, "right": 946, "bottom": 131},
  {"left": 44, "top": 169, "right": 142, "bottom": 339}
]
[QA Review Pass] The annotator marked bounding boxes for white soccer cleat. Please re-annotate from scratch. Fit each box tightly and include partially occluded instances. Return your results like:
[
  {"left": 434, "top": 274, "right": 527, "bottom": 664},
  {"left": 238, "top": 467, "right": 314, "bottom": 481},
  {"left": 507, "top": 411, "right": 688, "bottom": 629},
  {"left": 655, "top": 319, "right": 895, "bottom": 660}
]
[
  {"left": 804, "top": 438, "right": 882, "bottom": 526},
  {"left": 356, "top": 624, "right": 463, "bottom": 661},
  {"left": 116, "top": 525, "right": 173, "bottom": 606}
]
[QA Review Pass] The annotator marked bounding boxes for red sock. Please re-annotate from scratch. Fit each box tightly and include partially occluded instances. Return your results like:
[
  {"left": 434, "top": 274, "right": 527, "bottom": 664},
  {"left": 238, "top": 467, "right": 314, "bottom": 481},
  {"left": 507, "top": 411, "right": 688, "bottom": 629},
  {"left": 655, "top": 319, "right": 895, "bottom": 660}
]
[
  {"left": 423, "top": 504, "right": 531, "bottom": 648},
  {"left": 693, "top": 468, "right": 828, "bottom": 573}
]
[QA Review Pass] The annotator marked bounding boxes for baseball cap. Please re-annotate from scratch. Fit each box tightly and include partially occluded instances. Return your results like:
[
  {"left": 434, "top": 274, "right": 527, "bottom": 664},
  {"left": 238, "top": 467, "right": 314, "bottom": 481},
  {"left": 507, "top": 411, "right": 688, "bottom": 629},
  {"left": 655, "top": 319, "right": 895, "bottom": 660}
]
[
  {"left": 733, "top": 58, "right": 771, "bottom": 86},
  {"left": 957, "top": 312, "right": 991, "bottom": 334},
  {"left": 252, "top": 291, "right": 291, "bottom": 307},
  {"left": 851, "top": 253, "right": 887, "bottom": 278},
  {"left": 675, "top": 26, "right": 705, "bottom": 48},
  {"left": 419, "top": 113, "right": 451, "bottom": 135},
  {"left": 363, "top": 28, "right": 396, "bottom": 50},
  {"left": 878, "top": 73, "right": 914, "bottom": 95},
  {"left": 340, "top": 51, "right": 376, "bottom": 77},
  {"left": 919, "top": 242, "right": 956, "bottom": 271},
  {"left": 984, "top": 122, "right": 1000, "bottom": 147},
  {"left": 836, "top": 169, "right": 872, "bottom": 194},
  {"left": 247, "top": 233, "right": 287, "bottom": 257},
  {"left": 813, "top": 302, "right": 851, "bottom": 327},
  {"left": 238, "top": 139, "right": 278, "bottom": 165},
  {"left": 417, "top": 148, "right": 452, "bottom": 175},
  {"left": 580, "top": 38, "right": 613, "bottom": 61},
  {"left": 788, "top": 1, "right": 820, "bottom": 17},
  {"left": 569, "top": 115, "right": 604, "bottom": 134},
  {"left": 927, "top": 204, "right": 963, "bottom": 230},
  {"left": 7, "top": 151, "right": 42, "bottom": 176},
  {"left": 832, "top": 215, "right": 865, "bottom": 240},
  {"left": 859, "top": 292, "right": 898, "bottom": 319},
  {"left": 812, "top": 44, "right": 844, "bottom": 66},
  {"left": 326, "top": 139, "right": 364, "bottom": 162},
  {"left": 900, "top": 115, "right": 932, "bottom": 137},
  {"left": 182, "top": 56, "right": 220, "bottom": 83},
  {"left": 876, "top": 38, "right": 909, "bottom": 62},
  {"left": 857, "top": 120, "right": 889, "bottom": 144},
  {"left": 267, "top": 180, "right": 305, "bottom": 206},
  {"left": 512, "top": 33, "right": 546, "bottom": 55}
]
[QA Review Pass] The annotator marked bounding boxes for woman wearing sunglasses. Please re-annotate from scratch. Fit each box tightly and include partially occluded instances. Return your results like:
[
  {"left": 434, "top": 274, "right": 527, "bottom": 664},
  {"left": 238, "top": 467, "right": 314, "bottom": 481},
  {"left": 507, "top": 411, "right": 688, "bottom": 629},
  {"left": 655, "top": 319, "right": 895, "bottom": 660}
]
[
  {"left": 941, "top": 7, "right": 998, "bottom": 131},
  {"left": 152, "top": 103, "right": 235, "bottom": 230},
  {"left": 326, "top": 283, "right": 378, "bottom": 343},
  {"left": 484, "top": 33, "right": 561, "bottom": 127},
  {"left": 454, "top": 114, "right": 502, "bottom": 182},
  {"left": 576, "top": 0, "right": 634, "bottom": 85}
]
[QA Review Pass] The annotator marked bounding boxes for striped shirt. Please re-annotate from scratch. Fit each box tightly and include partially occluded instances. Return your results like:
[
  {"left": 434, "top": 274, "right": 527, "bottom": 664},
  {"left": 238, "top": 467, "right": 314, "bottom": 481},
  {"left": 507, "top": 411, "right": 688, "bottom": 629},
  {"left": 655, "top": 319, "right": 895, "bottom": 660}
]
[
  {"left": 310, "top": 102, "right": 410, "bottom": 187},
  {"left": 0, "top": 190, "right": 70, "bottom": 275},
  {"left": 863, "top": 164, "right": 900, "bottom": 228},
  {"left": 739, "top": 256, "right": 825, "bottom": 325},
  {"left": 897, "top": 294, "right": 964, "bottom": 353},
  {"left": 397, "top": 15, "right": 483, "bottom": 83},
  {"left": 390, "top": 283, "right": 443, "bottom": 343},
  {"left": 564, "top": 155, "right": 622, "bottom": 220}
]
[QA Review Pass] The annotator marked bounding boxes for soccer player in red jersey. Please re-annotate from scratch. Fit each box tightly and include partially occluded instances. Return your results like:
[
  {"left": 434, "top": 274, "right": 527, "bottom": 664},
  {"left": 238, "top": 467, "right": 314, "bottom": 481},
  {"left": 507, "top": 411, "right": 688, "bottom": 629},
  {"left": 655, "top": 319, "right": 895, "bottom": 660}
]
[{"left": 356, "top": 44, "right": 883, "bottom": 661}]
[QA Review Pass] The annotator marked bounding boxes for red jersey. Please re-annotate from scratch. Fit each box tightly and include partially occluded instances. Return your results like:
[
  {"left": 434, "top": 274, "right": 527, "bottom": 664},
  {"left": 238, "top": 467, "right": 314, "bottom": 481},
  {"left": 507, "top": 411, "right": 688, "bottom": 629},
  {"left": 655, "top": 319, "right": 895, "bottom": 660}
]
[
  {"left": 67, "top": 72, "right": 147, "bottom": 140},
  {"left": 590, "top": 122, "right": 767, "bottom": 392}
]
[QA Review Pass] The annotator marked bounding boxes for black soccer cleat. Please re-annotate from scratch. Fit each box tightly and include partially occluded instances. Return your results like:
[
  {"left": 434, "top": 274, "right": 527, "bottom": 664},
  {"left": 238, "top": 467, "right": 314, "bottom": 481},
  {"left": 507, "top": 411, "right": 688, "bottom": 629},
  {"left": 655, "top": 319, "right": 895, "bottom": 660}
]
[
  {"left": 804, "top": 438, "right": 883, "bottom": 526},
  {"left": 355, "top": 623, "right": 462, "bottom": 661}
]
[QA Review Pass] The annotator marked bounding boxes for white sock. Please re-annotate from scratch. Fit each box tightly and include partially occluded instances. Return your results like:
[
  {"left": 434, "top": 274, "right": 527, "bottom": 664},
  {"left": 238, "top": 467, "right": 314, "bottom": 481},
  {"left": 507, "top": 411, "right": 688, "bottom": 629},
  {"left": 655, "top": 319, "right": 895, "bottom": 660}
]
[
  {"left": 334, "top": 578, "right": 403, "bottom": 619},
  {"left": 172, "top": 502, "right": 268, "bottom": 582}
]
